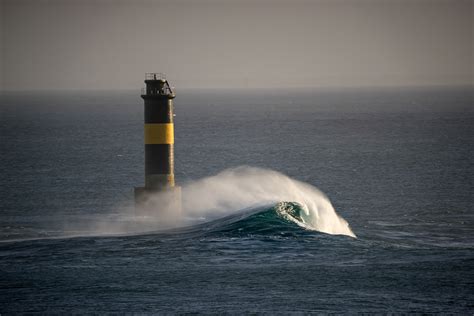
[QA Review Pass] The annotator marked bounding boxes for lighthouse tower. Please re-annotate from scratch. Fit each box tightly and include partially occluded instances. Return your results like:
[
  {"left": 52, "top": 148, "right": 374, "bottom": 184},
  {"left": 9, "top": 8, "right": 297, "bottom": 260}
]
[{"left": 134, "top": 73, "right": 180, "bottom": 215}]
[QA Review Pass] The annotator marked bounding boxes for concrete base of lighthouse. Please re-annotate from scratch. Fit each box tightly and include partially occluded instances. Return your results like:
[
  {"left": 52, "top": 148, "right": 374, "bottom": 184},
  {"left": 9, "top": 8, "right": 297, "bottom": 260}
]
[{"left": 134, "top": 186, "right": 182, "bottom": 220}]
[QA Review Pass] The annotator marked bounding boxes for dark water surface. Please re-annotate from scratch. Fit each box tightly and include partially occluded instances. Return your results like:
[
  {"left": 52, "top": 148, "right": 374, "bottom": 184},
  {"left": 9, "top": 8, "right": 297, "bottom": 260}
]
[{"left": 0, "top": 87, "right": 473, "bottom": 313}]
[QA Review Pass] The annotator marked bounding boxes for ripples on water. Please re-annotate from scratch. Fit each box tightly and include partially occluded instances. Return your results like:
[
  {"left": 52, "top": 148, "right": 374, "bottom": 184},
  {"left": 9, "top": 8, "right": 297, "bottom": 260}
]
[{"left": 0, "top": 88, "right": 472, "bottom": 313}]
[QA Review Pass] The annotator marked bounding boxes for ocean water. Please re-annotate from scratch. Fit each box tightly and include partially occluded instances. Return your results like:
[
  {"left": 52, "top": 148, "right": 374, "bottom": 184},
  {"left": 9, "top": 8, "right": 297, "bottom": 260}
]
[{"left": 0, "top": 87, "right": 473, "bottom": 313}]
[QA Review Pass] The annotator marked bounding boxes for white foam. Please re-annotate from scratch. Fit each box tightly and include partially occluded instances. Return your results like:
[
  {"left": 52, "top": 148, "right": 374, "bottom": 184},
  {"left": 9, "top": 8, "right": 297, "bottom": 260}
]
[{"left": 179, "top": 166, "right": 356, "bottom": 237}]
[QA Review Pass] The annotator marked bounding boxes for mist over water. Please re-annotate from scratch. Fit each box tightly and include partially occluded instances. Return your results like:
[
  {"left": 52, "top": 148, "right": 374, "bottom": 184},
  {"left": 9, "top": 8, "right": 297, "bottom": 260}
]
[
  {"left": 89, "top": 166, "right": 355, "bottom": 239},
  {"left": 179, "top": 166, "right": 355, "bottom": 237}
]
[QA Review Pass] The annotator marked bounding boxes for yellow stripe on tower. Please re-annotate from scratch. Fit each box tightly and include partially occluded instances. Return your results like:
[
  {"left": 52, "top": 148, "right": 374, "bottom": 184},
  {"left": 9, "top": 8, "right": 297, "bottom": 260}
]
[{"left": 144, "top": 123, "right": 174, "bottom": 144}]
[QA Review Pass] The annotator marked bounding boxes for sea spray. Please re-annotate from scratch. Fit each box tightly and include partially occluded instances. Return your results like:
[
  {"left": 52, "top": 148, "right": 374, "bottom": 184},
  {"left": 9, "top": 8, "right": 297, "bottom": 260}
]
[
  {"left": 176, "top": 166, "right": 356, "bottom": 237},
  {"left": 66, "top": 166, "right": 356, "bottom": 238}
]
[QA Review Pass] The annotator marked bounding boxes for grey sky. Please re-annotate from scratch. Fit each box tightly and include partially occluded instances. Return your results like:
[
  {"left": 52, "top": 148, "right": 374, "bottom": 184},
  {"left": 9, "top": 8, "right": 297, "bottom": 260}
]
[{"left": 1, "top": 0, "right": 472, "bottom": 90}]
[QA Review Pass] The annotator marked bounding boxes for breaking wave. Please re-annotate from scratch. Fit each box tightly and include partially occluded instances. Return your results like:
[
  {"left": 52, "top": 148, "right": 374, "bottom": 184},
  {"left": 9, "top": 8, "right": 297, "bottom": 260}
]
[{"left": 156, "top": 166, "right": 356, "bottom": 237}]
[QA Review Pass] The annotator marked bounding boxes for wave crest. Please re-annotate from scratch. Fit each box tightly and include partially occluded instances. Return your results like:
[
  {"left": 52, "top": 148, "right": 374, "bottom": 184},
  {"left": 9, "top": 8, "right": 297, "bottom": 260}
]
[
  {"left": 178, "top": 167, "right": 356, "bottom": 237},
  {"left": 176, "top": 201, "right": 353, "bottom": 238}
]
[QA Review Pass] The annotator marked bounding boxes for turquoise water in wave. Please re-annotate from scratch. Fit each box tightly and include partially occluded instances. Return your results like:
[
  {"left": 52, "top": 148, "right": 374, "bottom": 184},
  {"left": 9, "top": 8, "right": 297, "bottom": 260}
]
[{"left": 0, "top": 88, "right": 473, "bottom": 313}]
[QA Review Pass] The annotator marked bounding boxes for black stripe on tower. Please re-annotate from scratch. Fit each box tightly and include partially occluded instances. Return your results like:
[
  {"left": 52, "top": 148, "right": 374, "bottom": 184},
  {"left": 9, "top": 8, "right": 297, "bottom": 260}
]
[
  {"left": 144, "top": 99, "right": 173, "bottom": 123},
  {"left": 145, "top": 144, "right": 174, "bottom": 175}
]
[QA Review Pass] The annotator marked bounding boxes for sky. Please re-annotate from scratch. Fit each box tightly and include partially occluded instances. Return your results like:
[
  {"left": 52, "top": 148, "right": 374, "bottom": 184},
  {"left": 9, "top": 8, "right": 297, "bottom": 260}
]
[{"left": 0, "top": 0, "right": 472, "bottom": 91}]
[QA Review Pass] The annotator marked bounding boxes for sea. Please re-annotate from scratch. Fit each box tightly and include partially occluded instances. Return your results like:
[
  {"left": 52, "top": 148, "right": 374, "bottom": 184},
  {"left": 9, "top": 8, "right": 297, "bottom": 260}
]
[{"left": 0, "top": 87, "right": 472, "bottom": 313}]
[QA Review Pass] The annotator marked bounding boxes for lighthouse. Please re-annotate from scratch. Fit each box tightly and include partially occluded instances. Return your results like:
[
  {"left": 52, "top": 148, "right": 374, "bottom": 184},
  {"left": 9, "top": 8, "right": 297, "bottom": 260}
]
[{"left": 134, "top": 73, "right": 181, "bottom": 215}]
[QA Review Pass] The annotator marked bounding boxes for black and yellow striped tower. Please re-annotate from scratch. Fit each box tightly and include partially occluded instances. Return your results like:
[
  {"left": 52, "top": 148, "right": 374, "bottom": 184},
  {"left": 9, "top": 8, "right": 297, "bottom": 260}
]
[{"left": 134, "top": 73, "right": 181, "bottom": 215}]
